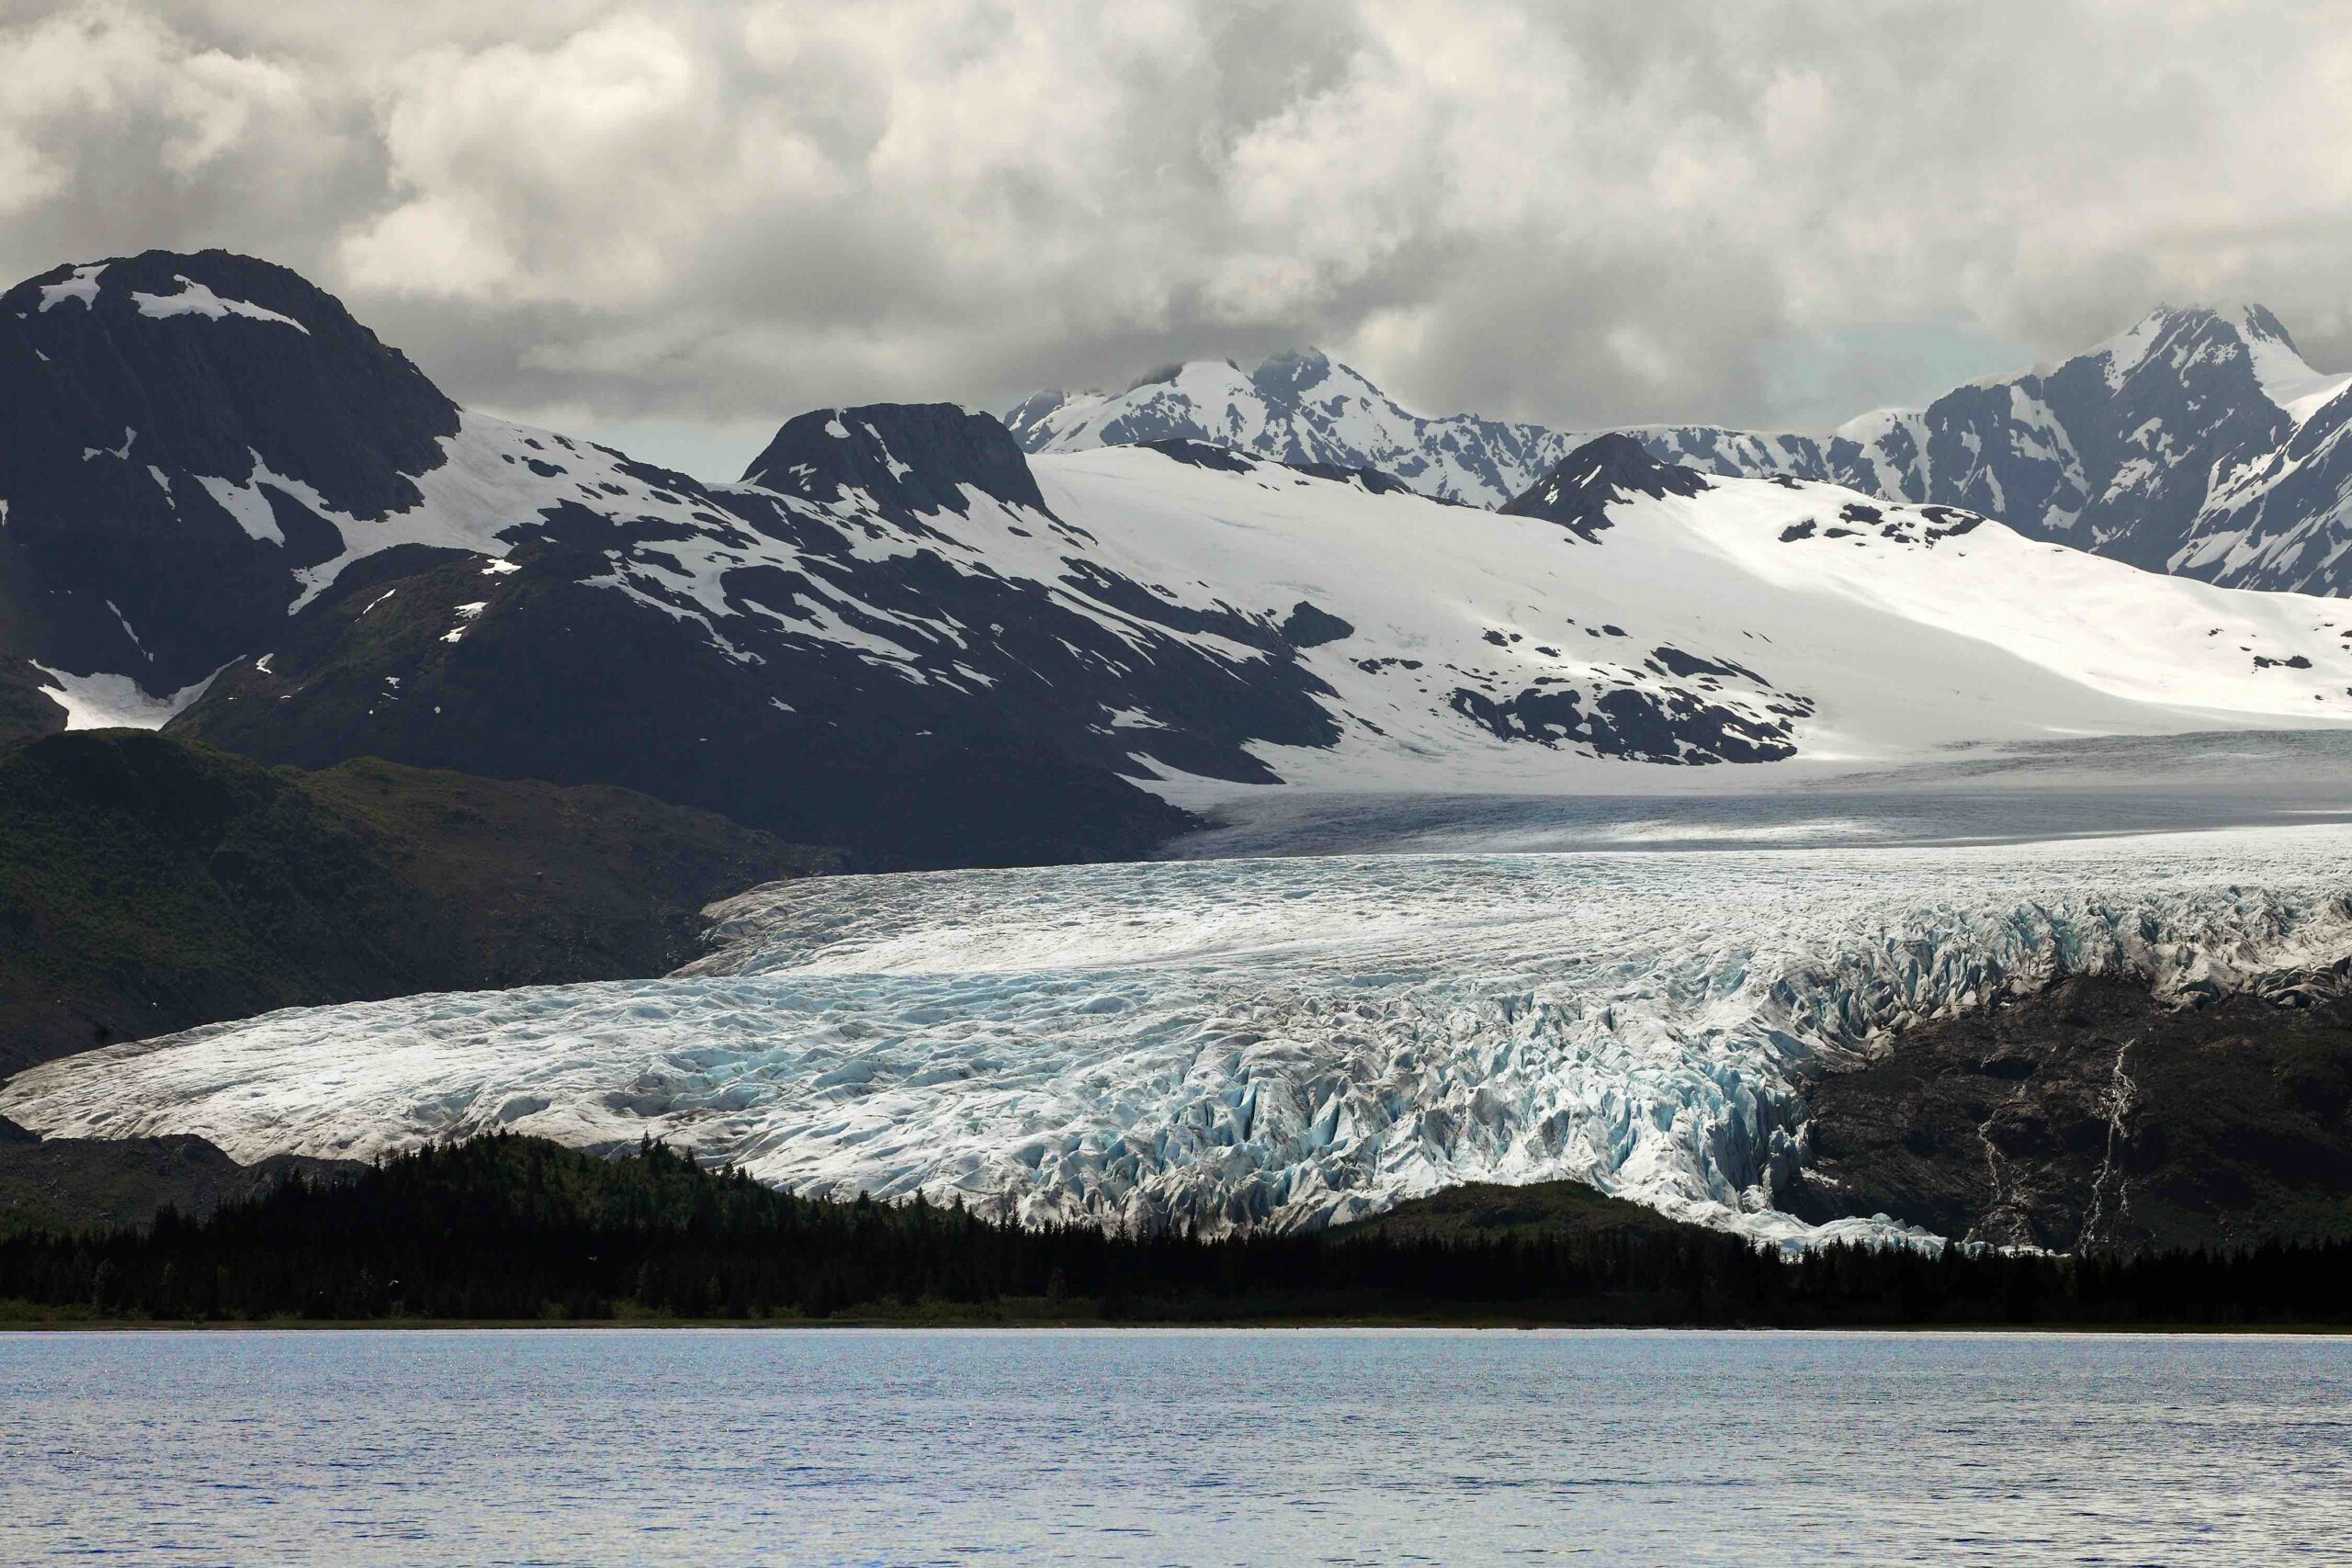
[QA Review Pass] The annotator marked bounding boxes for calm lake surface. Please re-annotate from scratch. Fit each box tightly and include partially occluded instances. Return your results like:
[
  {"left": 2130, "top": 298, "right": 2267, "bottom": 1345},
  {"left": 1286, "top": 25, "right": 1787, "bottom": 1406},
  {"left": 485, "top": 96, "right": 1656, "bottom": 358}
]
[{"left": 5, "top": 1328, "right": 2347, "bottom": 1566}]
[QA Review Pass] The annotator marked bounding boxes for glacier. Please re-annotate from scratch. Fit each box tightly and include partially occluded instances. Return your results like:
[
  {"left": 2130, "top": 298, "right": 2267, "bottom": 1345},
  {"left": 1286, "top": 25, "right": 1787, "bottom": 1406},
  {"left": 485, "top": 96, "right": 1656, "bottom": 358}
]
[{"left": 9, "top": 818, "right": 2352, "bottom": 1247}]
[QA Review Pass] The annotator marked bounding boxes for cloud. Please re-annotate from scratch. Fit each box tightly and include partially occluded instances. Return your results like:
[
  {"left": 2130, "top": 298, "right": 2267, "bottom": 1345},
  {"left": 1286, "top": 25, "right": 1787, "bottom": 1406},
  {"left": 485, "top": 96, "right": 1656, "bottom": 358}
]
[{"left": 2, "top": 0, "right": 2350, "bottom": 472}]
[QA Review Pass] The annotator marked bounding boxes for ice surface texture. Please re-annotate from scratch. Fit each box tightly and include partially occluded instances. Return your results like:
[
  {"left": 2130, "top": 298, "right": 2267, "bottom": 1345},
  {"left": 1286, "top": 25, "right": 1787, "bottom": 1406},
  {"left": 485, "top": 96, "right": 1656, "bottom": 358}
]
[{"left": 11, "top": 824, "right": 2352, "bottom": 1247}]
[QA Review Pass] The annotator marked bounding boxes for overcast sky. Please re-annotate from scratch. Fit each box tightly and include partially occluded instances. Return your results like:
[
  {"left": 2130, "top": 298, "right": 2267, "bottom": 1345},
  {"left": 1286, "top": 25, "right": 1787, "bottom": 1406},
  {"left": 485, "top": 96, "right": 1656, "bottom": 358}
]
[{"left": 5, "top": 0, "right": 2348, "bottom": 478}]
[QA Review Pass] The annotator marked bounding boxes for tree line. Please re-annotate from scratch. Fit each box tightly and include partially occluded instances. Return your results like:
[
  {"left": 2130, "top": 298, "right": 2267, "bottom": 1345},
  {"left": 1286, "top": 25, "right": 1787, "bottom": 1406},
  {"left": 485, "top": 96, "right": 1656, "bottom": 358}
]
[{"left": 1, "top": 1133, "right": 2345, "bottom": 1326}]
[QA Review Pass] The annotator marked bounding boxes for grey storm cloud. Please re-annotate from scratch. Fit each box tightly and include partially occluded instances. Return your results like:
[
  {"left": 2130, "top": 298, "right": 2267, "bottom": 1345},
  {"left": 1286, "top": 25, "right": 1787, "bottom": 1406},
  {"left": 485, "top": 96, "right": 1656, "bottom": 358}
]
[{"left": 4, "top": 0, "right": 2351, "bottom": 474}]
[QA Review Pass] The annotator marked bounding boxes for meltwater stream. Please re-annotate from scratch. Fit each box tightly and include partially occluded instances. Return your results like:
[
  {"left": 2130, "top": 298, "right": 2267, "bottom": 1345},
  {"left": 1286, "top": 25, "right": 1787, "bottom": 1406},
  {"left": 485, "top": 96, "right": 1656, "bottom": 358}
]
[{"left": 10, "top": 817, "right": 2352, "bottom": 1244}]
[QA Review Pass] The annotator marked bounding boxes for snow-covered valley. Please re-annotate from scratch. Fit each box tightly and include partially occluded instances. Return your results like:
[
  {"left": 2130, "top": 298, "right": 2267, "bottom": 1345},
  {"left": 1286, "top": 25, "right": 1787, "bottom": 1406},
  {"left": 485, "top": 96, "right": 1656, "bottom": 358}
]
[{"left": 10, "top": 806, "right": 2352, "bottom": 1247}]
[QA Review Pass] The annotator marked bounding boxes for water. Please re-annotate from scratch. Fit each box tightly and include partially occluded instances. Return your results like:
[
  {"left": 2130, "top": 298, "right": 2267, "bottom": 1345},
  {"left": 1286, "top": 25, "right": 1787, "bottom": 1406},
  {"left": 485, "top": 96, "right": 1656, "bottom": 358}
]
[{"left": 5, "top": 1329, "right": 2348, "bottom": 1565}]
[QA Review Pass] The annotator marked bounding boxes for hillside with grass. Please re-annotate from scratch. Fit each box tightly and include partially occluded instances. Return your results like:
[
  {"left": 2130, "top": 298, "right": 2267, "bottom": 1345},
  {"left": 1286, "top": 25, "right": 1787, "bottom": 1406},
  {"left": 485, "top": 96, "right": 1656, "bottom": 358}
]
[{"left": 0, "top": 729, "right": 833, "bottom": 1072}]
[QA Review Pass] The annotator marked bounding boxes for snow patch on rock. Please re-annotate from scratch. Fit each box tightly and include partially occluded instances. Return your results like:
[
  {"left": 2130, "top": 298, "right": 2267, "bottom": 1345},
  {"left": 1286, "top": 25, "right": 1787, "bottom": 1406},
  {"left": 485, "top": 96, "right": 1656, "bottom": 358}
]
[
  {"left": 129, "top": 276, "right": 311, "bottom": 334},
  {"left": 29, "top": 660, "right": 227, "bottom": 729},
  {"left": 36, "top": 264, "right": 104, "bottom": 312}
]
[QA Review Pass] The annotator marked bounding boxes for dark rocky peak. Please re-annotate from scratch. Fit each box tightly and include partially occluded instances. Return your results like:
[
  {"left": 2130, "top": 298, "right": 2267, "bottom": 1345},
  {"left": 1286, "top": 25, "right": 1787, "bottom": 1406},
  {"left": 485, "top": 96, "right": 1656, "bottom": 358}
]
[
  {"left": 2092, "top": 303, "right": 2304, "bottom": 397},
  {"left": 0, "top": 249, "right": 467, "bottom": 693},
  {"left": 1500, "top": 434, "right": 1711, "bottom": 541},
  {"left": 0, "top": 249, "right": 459, "bottom": 520},
  {"left": 1250, "top": 347, "right": 1336, "bottom": 400},
  {"left": 741, "top": 402, "right": 1048, "bottom": 520},
  {"left": 1137, "top": 437, "right": 1261, "bottom": 474}
]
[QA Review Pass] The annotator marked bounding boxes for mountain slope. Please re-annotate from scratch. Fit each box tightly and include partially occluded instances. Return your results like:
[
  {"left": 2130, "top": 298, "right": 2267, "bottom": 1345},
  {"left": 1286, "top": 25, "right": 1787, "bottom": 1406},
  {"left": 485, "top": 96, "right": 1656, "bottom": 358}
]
[
  {"left": 0, "top": 728, "right": 830, "bottom": 1073},
  {"left": 0, "top": 250, "right": 461, "bottom": 720},
  {"left": 0, "top": 252, "right": 1201, "bottom": 865},
  {"left": 14, "top": 249, "right": 2352, "bottom": 865},
  {"left": 1005, "top": 350, "right": 1579, "bottom": 507},
  {"left": 174, "top": 430, "right": 2352, "bottom": 810},
  {"left": 158, "top": 402, "right": 1271, "bottom": 863},
  {"left": 1784, "top": 976, "right": 2352, "bottom": 1252},
  {"left": 1009, "top": 307, "right": 2352, "bottom": 594},
  {"left": 1028, "top": 439, "right": 2352, "bottom": 792},
  {"left": 0, "top": 1131, "right": 359, "bottom": 1237}
]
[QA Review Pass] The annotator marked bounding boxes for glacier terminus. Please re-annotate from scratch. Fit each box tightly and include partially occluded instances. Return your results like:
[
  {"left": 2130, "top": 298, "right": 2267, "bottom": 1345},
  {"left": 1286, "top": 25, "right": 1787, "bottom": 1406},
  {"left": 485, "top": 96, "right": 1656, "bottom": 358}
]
[{"left": 12, "top": 804, "right": 2352, "bottom": 1249}]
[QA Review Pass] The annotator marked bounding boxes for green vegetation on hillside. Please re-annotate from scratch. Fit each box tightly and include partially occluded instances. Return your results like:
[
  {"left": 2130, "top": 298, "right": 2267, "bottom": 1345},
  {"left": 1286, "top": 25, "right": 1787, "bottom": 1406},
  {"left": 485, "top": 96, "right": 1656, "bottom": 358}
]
[
  {"left": 0, "top": 1131, "right": 358, "bottom": 1236},
  {"left": 0, "top": 660, "right": 64, "bottom": 746},
  {"left": 2, "top": 1134, "right": 2346, "bottom": 1327},
  {"left": 1333, "top": 1179, "right": 1697, "bottom": 1243},
  {"left": 0, "top": 729, "right": 834, "bottom": 1071}
]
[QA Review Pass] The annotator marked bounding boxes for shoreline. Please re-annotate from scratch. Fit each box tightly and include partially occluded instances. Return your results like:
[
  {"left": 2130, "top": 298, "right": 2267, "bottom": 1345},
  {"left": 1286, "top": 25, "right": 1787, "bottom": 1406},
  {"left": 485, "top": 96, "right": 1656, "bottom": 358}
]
[{"left": 6, "top": 1314, "right": 2351, "bottom": 1336}]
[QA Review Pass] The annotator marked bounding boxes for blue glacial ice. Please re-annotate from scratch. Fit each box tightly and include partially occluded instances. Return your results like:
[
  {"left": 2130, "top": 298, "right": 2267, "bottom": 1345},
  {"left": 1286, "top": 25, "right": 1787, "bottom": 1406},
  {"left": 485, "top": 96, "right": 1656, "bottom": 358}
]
[{"left": 7, "top": 821, "right": 2352, "bottom": 1247}]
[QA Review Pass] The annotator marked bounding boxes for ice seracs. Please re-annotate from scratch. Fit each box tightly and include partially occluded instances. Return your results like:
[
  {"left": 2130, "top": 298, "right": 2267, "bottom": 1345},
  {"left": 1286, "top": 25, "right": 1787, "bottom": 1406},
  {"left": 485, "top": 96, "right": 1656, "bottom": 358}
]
[{"left": 11, "top": 819, "right": 2352, "bottom": 1247}]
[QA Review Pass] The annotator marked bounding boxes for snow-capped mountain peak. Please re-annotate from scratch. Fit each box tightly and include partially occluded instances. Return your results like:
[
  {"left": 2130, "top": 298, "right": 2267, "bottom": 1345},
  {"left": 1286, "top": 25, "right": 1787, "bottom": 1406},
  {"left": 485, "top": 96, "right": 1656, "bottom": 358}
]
[
  {"left": 15, "top": 248, "right": 2352, "bottom": 870},
  {"left": 2211, "top": 304, "right": 2352, "bottom": 425},
  {"left": 2086, "top": 302, "right": 2346, "bottom": 421},
  {"left": 1004, "top": 347, "right": 1572, "bottom": 506},
  {"left": 1004, "top": 302, "right": 2352, "bottom": 597}
]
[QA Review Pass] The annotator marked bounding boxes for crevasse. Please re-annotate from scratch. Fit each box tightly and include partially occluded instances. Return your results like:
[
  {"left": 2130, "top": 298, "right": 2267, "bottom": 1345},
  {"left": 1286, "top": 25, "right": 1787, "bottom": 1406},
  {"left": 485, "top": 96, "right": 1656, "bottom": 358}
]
[{"left": 6, "top": 824, "right": 2351, "bottom": 1247}]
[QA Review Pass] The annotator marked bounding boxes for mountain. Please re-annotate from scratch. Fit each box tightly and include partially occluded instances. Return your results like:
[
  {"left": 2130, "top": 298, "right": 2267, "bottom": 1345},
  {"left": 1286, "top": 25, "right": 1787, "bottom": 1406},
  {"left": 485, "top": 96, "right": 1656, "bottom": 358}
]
[
  {"left": 0, "top": 252, "right": 1199, "bottom": 865},
  {"left": 153, "top": 402, "right": 1286, "bottom": 865},
  {"left": 11, "top": 250, "right": 2352, "bottom": 874},
  {"left": 0, "top": 251, "right": 462, "bottom": 728},
  {"left": 0, "top": 728, "right": 830, "bottom": 1072},
  {"left": 169, "top": 424, "right": 2352, "bottom": 808},
  {"left": 1496, "top": 431, "right": 1711, "bottom": 542},
  {"left": 1007, "top": 307, "right": 2352, "bottom": 594},
  {"left": 1029, "top": 435, "right": 2352, "bottom": 786},
  {"left": 1003, "top": 350, "right": 1577, "bottom": 507}
]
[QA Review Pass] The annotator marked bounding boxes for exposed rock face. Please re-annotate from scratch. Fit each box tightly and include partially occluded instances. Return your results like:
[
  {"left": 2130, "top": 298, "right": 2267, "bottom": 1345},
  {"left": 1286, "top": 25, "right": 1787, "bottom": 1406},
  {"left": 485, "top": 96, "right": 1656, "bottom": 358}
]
[
  {"left": 1783, "top": 975, "right": 2352, "bottom": 1253},
  {"left": 0, "top": 250, "right": 460, "bottom": 703},
  {"left": 1499, "top": 434, "right": 1712, "bottom": 543}
]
